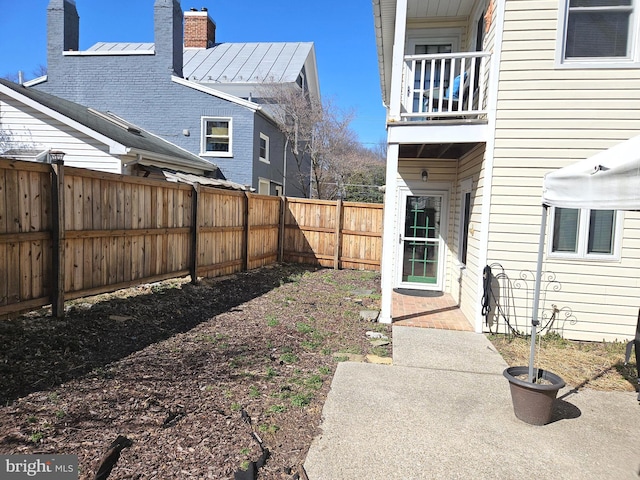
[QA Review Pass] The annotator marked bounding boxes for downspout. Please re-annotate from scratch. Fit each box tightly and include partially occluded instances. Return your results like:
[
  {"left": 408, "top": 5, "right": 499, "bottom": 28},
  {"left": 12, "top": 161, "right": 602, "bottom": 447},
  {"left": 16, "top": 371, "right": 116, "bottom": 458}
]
[
  {"left": 474, "top": 0, "right": 506, "bottom": 333},
  {"left": 283, "top": 136, "right": 288, "bottom": 195}
]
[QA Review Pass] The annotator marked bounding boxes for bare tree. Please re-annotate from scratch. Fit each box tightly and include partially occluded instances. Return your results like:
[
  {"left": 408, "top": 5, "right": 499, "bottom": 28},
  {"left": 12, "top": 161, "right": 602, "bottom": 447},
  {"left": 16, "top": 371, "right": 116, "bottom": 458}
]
[
  {"left": 258, "top": 84, "right": 363, "bottom": 199},
  {"left": 1, "top": 72, "right": 20, "bottom": 83},
  {"left": 1, "top": 65, "right": 47, "bottom": 84},
  {"left": 32, "top": 64, "right": 48, "bottom": 79}
]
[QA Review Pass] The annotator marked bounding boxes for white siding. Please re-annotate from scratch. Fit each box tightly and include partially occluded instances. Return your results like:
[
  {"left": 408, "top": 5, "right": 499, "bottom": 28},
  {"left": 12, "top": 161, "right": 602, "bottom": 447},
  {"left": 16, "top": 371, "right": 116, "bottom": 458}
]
[
  {"left": 1, "top": 94, "right": 121, "bottom": 174},
  {"left": 450, "top": 145, "right": 484, "bottom": 322},
  {"left": 488, "top": 0, "right": 640, "bottom": 341}
]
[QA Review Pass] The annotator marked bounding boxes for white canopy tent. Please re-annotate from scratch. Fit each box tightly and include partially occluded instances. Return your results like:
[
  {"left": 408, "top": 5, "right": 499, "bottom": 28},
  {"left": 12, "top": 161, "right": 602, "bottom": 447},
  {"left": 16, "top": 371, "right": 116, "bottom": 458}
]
[
  {"left": 542, "top": 135, "right": 640, "bottom": 210},
  {"left": 528, "top": 135, "right": 640, "bottom": 381}
]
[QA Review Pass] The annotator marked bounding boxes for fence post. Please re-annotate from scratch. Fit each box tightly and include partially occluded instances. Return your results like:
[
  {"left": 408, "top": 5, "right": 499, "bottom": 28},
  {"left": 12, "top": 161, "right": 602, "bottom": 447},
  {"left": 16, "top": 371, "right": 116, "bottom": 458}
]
[
  {"left": 334, "top": 199, "right": 343, "bottom": 270},
  {"left": 243, "top": 191, "right": 250, "bottom": 271},
  {"left": 190, "top": 183, "right": 200, "bottom": 284},
  {"left": 50, "top": 155, "right": 65, "bottom": 318}
]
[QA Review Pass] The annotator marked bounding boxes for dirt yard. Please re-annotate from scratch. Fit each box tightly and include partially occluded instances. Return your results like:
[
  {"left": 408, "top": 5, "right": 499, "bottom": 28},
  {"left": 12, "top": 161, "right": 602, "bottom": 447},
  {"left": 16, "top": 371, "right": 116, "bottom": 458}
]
[{"left": 0, "top": 264, "right": 389, "bottom": 479}]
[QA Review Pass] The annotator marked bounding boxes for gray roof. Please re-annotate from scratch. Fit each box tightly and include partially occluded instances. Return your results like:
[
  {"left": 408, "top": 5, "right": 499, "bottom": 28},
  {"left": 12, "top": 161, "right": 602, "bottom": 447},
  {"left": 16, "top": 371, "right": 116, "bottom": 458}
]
[
  {"left": 86, "top": 41, "right": 313, "bottom": 84},
  {"left": 0, "top": 78, "right": 219, "bottom": 174},
  {"left": 184, "top": 42, "right": 313, "bottom": 84},
  {"left": 87, "top": 42, "right": 155, "bottom": 52}
]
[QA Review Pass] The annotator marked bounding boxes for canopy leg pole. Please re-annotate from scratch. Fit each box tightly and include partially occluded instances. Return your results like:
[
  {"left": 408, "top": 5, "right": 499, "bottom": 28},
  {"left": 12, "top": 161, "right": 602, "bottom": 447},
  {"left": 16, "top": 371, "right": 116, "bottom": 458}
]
[{"left": 529, "top": 204, "right": 548, "bottom": 383}]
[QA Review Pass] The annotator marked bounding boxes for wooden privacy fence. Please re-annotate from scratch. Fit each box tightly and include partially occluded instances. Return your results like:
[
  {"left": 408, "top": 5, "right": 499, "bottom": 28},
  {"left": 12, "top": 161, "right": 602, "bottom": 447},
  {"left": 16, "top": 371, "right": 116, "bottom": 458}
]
[
  {"left": 0, "top": 158, "right": 382, "bottom": 319},
  {"left": 282, "top": 198, "right": 383, "bottom": 270}
]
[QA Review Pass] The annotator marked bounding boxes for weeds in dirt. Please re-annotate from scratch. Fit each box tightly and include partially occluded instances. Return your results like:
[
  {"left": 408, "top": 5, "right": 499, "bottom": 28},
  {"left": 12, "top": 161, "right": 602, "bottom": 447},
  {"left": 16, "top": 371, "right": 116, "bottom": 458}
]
[
  {"left": 0, "top": 265, "right": 385, "bottom": 478},
  {"left": 258, "top": 424, "right": 280, "bottom": 435},
  {"left": 488, "top": 332, "right": 636, "bottom": 391},
  {"left": 267, "top": 405, "right": 287, "bottom": 414},
  {"left": 290, "top": 393, "right": 312, "bottom": 408},
  {"left": 280, "top": 353, "right": 299, "bottom": 364},
  {"left": 249, "top": 386, "right": 261, "bottom": 398},
  {"left": 296, "top": 322, "right": 313, "bottom": 334},
  {"left": 370, "top": 346, "right": 390, "bottom": 357}
]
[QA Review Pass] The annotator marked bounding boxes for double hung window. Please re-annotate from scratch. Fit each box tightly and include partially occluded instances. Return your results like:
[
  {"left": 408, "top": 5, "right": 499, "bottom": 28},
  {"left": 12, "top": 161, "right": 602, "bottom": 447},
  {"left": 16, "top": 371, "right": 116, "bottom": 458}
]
[
  {"left": 259, "top": 133, "right": 270, "bottom": 163},
  {"left": 551, "top": 207, "right": 620, "bottom": 259},
  {"left": 559, "top": 0, "right": 636, "bottom": 64},
  {"left": 201, "top": 117, "right": 232, "bottom": 156}
]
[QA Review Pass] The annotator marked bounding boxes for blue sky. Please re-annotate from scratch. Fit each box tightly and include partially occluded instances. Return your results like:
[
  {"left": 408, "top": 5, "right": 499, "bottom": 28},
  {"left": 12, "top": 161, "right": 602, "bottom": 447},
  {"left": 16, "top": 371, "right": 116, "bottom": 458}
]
[{"left": 0, "top": 0, "right": 387, "bottom": 148}]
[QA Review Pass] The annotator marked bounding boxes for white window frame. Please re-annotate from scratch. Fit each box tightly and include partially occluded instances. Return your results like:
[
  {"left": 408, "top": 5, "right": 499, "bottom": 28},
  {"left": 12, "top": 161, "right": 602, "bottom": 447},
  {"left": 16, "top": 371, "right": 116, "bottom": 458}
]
[
  {"left": 200, "top": 117, "right": 232, "bottom": 157},
  {"left": 458, "top": 178, "right": 473, "bottom": 266},
  {"left": 555, "top": 0, "right": 640, "bottom": 68},
  {"left": 258, "top": 178, "right": 271, "bottom": 195},
  {"left": 406, "top": 29, "right": 461, "bottom": 55},
  {"left": 548, "top": 207, "right": 623, "bottom": 260},
  {"left": 259, "top": 132, "right": 270, "bottom": 164}
]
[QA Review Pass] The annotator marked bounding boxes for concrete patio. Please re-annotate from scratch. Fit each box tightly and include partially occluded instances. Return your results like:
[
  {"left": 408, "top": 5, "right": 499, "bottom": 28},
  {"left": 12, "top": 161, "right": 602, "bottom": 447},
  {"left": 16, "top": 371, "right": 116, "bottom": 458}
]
[{"left": 304, "top": 301, "right": 640, "bottom": 479}]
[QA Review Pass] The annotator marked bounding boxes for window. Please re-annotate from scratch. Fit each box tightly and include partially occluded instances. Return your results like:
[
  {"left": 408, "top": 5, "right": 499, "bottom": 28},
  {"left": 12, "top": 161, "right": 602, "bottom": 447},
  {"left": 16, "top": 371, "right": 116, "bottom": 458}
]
[
  {"left": 458, "top": 178, "right": 473, "bottom": 265},
  {"left": 201, "top": 117, "right": 232, "bottom": 156},
  {"left": 558, "top": 0, "right": 637, "bottom": 65},
  {"left": 259, "top": 133, "right": 269, "bottom": 163},
  {"left": 550, "top": 207, "right": 621, "bottom": 259},
  {"left": 258, "top": 178, "right": 270, "bottom": 195}
]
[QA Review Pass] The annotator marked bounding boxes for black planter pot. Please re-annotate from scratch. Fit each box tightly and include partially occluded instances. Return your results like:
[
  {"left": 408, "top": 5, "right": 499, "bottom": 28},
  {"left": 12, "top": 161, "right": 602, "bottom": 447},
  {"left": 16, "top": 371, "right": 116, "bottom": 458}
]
[{"left": 503, "top": 366, "right": 565, "bottom": 426}]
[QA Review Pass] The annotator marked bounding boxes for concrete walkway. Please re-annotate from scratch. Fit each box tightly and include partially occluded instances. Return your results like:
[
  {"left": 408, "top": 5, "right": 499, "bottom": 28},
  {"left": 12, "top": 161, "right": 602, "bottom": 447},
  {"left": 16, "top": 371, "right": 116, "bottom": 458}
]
[{"left": 304, "top": 326, "right": 640, "bottom": 480}]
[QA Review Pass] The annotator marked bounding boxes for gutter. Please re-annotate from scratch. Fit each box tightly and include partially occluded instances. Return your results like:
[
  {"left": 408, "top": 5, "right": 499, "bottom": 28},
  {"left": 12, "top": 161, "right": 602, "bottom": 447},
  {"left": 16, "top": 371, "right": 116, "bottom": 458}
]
[{"left": 372, "top": 0, "right": 389, "bottom": 107}]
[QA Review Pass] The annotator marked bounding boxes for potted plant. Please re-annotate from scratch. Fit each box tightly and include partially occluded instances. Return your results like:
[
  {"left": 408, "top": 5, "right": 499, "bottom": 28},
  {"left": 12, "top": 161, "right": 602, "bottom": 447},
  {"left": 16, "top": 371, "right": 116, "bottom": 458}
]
[{"left": 502, "top": 243, "right": 566, "bottom": 425}]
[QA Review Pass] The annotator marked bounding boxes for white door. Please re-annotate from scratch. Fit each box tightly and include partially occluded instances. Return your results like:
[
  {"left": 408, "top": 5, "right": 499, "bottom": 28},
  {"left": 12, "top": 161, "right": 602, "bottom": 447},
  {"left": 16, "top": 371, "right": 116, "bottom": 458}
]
[{"left": 397, "top": 191, "right": 448, "bottom": 290}]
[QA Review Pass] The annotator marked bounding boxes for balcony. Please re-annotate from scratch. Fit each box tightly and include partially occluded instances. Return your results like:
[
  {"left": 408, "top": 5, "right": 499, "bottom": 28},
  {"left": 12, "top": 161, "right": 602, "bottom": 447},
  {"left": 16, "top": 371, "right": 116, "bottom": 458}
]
[{"left": 400, "top": 51, "right": 491, "bottom": 122}]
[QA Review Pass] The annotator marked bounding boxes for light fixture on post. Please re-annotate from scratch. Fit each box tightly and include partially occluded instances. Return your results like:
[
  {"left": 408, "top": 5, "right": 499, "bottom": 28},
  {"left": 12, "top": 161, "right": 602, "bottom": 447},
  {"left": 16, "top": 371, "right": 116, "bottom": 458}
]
[
  {"left": 421, "top": 170, "right": 429, "bottom": 182},
  {"left": 48, "top": 150, "right": 65, "bottom": 165}
]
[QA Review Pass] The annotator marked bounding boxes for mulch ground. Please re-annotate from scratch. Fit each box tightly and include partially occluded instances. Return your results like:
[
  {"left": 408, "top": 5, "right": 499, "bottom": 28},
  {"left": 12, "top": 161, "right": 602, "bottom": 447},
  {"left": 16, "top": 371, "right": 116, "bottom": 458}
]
[{"left": 0, "top": 264, "right": 388, "bottom": 479}]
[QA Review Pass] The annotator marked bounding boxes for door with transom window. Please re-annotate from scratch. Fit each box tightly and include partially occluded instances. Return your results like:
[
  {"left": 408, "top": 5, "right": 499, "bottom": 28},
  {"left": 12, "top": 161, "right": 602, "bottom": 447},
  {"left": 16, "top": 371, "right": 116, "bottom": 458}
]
[{"left": 397, "top": 191, "right": 448, "bottom": 290}]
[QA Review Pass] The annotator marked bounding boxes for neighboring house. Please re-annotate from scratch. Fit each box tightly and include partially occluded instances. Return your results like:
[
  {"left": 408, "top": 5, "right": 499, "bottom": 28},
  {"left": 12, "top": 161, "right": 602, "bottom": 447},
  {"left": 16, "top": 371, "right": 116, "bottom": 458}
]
[
  {"left": 29, "top": 0, "right": 320, "bottom": 197},
  {"left": 374, "top": 0, "right": 640, "bottom": 342},
  {"left": 0, "top": 78, "right": 240, "bottom": 184}
]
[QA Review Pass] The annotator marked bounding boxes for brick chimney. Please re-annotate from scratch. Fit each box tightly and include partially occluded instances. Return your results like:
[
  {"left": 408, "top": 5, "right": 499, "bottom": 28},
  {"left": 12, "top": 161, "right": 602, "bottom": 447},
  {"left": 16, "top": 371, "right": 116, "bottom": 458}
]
[{"left": 184, "top": 7, "right": 216, "bottom": 48}]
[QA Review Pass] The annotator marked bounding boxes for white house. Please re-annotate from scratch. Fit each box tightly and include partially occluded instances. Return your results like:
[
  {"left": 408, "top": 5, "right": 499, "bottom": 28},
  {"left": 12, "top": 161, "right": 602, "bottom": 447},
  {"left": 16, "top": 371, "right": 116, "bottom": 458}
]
[
  {"left": 374, "top": 0, "right": 640, "bottom": 342},
  {"left": 0, "top": 78, "right": 231, "bottom": 181}
]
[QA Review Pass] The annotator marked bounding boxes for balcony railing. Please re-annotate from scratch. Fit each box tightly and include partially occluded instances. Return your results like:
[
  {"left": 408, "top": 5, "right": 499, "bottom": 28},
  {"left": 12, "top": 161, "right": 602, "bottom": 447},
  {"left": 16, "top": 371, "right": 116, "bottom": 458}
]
[{"left": 401, "top": 51, "right": 491, "bottom": 121}]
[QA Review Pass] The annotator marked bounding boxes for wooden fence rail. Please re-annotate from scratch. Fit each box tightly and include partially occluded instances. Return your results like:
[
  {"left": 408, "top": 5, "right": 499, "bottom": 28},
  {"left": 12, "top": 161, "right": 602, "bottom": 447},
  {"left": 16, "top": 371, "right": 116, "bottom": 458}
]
[{"left": 0, "top": 158, "right": 382, "bottom": 319}]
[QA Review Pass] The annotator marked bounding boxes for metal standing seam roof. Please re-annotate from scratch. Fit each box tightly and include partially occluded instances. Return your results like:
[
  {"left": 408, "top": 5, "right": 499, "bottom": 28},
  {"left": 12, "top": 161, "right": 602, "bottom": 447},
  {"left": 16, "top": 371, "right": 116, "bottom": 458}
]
[
  {"left": 86, "top": 41, "right": 314, "bottom": 84},
  {"left": 184, "top": 42, "right": 313, "bottom": 84},
  {"left": 87, "top": 42, "right": 155, "bottom": 52}
]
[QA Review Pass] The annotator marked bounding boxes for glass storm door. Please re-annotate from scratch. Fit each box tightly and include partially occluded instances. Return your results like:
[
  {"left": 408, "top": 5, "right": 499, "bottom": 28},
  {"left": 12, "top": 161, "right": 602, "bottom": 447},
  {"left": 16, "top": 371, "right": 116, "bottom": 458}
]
[{"left": 399, "top": 194, "right": 444, "bottom": 287}]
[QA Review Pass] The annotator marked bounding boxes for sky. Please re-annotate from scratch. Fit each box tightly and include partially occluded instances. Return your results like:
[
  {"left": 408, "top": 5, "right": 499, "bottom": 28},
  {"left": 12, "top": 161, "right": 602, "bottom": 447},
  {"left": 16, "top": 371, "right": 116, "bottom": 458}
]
[{"left": 0, "top": 0, "right": 388, "bottom": 148}]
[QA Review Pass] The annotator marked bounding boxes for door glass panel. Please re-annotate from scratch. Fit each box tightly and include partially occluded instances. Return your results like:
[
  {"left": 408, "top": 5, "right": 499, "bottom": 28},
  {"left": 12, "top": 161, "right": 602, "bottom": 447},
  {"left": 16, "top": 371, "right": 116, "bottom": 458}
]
[
  {"left": 413, "top": 44, "right": 452, "bottom": 112},
  {"left": 402, "top": 196, "right": 442, "bottom": 284}
]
